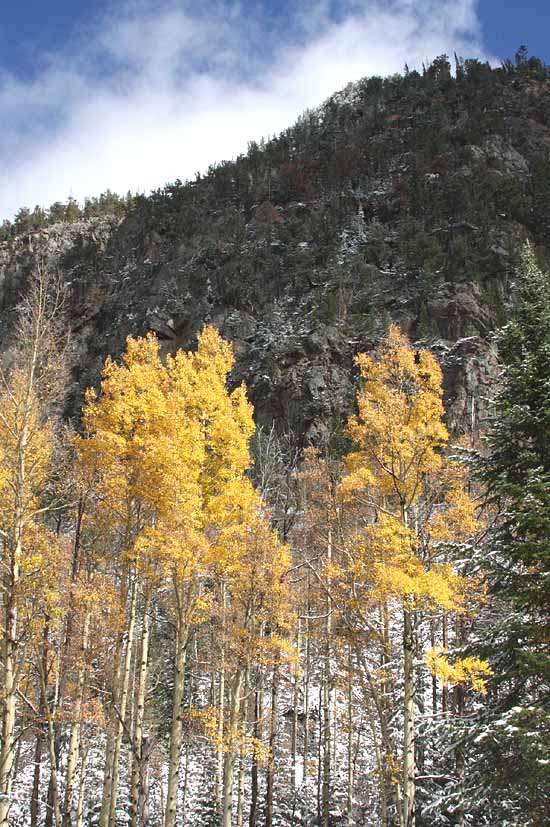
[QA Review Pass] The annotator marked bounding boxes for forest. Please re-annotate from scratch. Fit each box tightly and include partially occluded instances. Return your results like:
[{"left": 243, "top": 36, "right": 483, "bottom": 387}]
[
  {"left": 0, "top": 50, "right": 549, "bottom": 827},
  {"left": 0, "top": 241, "right": 548, "bottom": 827}
]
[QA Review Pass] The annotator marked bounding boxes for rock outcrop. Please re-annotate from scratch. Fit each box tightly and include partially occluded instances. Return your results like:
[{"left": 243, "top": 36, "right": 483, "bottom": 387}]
[{"left": 3, "top": 59, "right": 550, "bottom": 444}]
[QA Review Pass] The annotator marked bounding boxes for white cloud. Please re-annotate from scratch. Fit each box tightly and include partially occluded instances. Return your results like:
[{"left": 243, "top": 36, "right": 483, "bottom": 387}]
[{"left": 0, "top": 0, "right": 490, "bottom": 221}]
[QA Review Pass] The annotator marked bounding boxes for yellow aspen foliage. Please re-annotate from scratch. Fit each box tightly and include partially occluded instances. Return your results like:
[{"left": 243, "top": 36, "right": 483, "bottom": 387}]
[
  {"left": 18, "top": 525, "right": 68, "bottom": 618},
  {"left": 355, "top": 514, "right": 466, "bottom": 611},
  {"left": 210, "top": 503, "right": 294, "bottom": 827},
  {"left": 0, "top": 370, "right": 56, "bottom": 531},
  {"left": 341, "top": 325, "right": 490, "bottom": 827},
  {"left": 76, "top": 332, "right": 204, "bottom": 530},
  {"left": 345, "top": 325, "right": 448, "bottom": 504},
  {"left": 0, "top": 367, "right": 65, "bottom": 656},
  {"left": 341, "top": 325, "right": 479, "bottom": 612},
  {"left": 184, "top": 325, "right": 255, "bottom": 523},
  {"left": 424, "top": 457, "right": 480, "bottom": 544},
  {"left": 75, "top": 325, "right": 255, "bottom": 566},
  {"left": 74, "top": 324, "right": 264, "bottom": 661},
  {"left": 76, "top": 325, "right": 259, "bottom": 827},
  {"left": 217, "top": 510, "right": 293, "bottom": 627},
  {"left": 424, "top": 646, "right": 493, "bottom": 694},
  {"left": 210, "top": 503, "right": 295, "bottom": 678}
]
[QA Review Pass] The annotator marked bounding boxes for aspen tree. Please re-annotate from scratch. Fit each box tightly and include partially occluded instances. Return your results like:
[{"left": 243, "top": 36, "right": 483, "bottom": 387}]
[
  {"left": 52, "top": 491, "right": 88, "bottom": 827},
  {"left": 27, "top": 524, "right": 72, "bottom": 827},
  {"left": 248, "top": 656, "right": 263, "bottom": 827},
  {"left": 295, "top": 447, "right": 344, "bottom": 826},
  {"left": 61, "top": 476, "right": 121, "bottom": 826},
  {"left": 302, "top": 571, "right": 312, "bottom": 806},
  {"left": 77, "top": 337, "right": 191, "bottom": 824},
  {"left": 80, "top": 326, "right": 257, "bottom": 827},
  {"left": 264, "top": 661, "right": 279, "bottom": 827},
  {"left": 298, "top": 449, "right": 397, "bottom": 823},
  {"left": 75, "top": 742, "right": 89, "bottom": 827},
  {"left": 215, "top": 584, "right": 227, "bottom": 814},
  {"left": 345, "top": 640, "right": 355, "bottom": 827},
  {"left": 343, "top": 326, "right": 490, "bottom": 827},
  {"left": 214, "top": 511, "right": 292, "bottom": 827},
  {"left": 76, "top": 334, "right": 173, "bottom": 827},
  {"left": 0, "top": 267, "right": 67, "bottom": 826},
  {"left": 290, "top": 618, "right": 301, "bottom": 799},
  {"left": 129, "top": 587, "right": 152, "bottom": 827},
  {"left": 62, "top": 603, "right": 91, "bottom": 827},
  {"left": 161, "top": 326, "right": 255, "bottom": 827}
]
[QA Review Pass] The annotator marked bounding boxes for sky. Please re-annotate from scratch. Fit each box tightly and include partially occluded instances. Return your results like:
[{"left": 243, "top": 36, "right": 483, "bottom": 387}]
[{"left": 0, "top": 0, "right": 548, "bottom": 222}]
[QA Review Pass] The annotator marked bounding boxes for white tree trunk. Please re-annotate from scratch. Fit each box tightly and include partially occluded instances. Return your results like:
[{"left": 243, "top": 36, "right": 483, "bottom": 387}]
[
  {"left": 99, "top": 571, "right": 137, "bottom": 827},
  {"left": 0, "top": 429, "right": 27, "bottom": 825},
  {"left": 63, "top": 611, "right": 91, "bottom": 826},
  {"left": 0, "top": 265, "right": 58, "bottom": 827},
  {"left": 130, "top": 593, "right": 151, "bottom": 827},
  {"left": 322, "top": 528, "right": 333, "bottom": 827},
  {"left": 164, "top": 599, "right": 190, "bottom": 827},
  {"left": 222, "top": 666, "right": 245, "bottom": 827},
  {"left": 402, "top": 609, "right": 415, "bottom": 827},
  {"left": 347, "top": 642, "right": 354, "bottom": 827},
  {"left": 0, "top": 585, "right": 18, "bottom": 826},
  {"left": 215, "top": 583, "right": 226, "bottom": 815},
  {"left": 75, "top": 742, "right": 89, "bottom": 827},
  {"left": 109, "top": 577, "right": 138, "bottom": 825}
]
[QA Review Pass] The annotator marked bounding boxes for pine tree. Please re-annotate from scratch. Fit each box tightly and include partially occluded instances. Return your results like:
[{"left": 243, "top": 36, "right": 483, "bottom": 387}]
[{"left": 473, "top": 244, "right": 550, "bottom": 823}]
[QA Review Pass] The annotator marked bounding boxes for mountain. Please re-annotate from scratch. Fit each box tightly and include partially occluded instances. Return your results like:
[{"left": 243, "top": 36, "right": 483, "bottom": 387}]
[
  {"left": 2, "top": 52, "right": 550, "bottom": 827},
  {"left": 2, "top": 53, "right": 550, "bottom": 441}
]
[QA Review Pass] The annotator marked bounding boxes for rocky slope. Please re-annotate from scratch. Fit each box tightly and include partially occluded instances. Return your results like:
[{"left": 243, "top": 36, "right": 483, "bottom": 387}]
[{"left": 2, "top": 55, "right": 550, "bottom": 443}]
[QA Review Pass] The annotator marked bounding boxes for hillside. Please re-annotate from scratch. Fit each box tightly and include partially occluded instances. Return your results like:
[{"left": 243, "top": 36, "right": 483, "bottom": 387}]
[
  {"left": 3, "top": 55, "right": 550, "bottom": 441},
  {"left": 1, "top": 52, "right": 549, "bottom": 827}
]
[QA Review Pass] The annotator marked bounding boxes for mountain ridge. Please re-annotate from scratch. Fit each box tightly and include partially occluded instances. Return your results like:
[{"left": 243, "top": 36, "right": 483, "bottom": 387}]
[{"left": 2, "top": 53, "right": 550, "bottom": 443}]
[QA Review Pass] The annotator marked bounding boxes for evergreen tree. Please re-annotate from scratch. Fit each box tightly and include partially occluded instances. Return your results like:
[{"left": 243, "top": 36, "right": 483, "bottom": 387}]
[{"left": 473, "top": 244, "right": 550, "bottom": 824}]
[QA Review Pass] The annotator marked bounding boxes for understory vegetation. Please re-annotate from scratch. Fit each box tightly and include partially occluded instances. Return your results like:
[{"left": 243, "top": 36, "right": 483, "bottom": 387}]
[{"left": 0, "top": 245, "right": 548, "bottom": 827}]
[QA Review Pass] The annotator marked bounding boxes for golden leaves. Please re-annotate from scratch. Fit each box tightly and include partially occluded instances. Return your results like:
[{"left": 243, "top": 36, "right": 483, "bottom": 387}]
[
  {"left": 353, "top": 514, "right": 465, "bottom": 611},
  {"left": 213, "top": 508, "right": 294, "bottom": 631},
  {"left": 341, "top": 325, "right": 481, "bottom": 618},
  {"left": 0, "top": 369, "right": 56, "bottom": 533},
  {"left": 425, "top": 646, "right": 493, "bottom": 694},
  {"left": 76, "top": 324, "right": 257, "bottom": 583},
  {"left": 345, "top": 325, "right": 448, "bottom": 504}
]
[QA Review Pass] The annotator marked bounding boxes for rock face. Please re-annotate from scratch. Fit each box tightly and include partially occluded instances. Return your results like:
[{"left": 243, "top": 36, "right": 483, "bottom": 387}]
[
  {"left": 2, "top": 59, "right": 550, "bottom": 443},
  {"left": 468, "top": 136, "right": 530, "bottom": 179}
]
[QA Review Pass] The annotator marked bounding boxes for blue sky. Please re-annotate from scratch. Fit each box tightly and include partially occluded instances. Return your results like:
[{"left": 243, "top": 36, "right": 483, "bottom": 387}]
[
  {"left": 478, "top": 0, "right": 550, "bottom": 64},
  {"left": 1, "top": 1, "right": 549, "bottom": 78},
  {"left": 0, "top": 1, "right": 547, "bottom": 221}
]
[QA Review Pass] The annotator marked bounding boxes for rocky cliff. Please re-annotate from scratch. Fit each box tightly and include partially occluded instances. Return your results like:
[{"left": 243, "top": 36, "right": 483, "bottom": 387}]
[{"left": 2, "top": 56, "right": 550, "bottom": 443}]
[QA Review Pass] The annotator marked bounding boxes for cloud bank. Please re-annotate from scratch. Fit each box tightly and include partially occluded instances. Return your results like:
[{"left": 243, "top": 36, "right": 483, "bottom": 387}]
[{"left": 0, "top": 0, "right": 490, "bottom": 221}]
